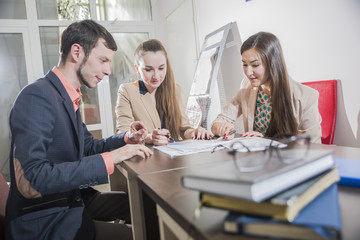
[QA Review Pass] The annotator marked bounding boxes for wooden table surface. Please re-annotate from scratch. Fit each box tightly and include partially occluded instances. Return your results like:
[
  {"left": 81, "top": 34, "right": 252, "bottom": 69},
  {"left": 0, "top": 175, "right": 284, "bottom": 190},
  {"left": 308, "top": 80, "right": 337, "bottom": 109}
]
[{"left": 135, "top": 144, "right": 360, "bottom": 239}]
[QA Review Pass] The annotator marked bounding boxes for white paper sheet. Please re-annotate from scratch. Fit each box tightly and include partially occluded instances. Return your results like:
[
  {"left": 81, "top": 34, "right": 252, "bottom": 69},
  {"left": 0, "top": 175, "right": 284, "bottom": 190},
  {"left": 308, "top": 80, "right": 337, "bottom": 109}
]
[{"left": 153, "top": 137, "right": 285, "bottom": 157}]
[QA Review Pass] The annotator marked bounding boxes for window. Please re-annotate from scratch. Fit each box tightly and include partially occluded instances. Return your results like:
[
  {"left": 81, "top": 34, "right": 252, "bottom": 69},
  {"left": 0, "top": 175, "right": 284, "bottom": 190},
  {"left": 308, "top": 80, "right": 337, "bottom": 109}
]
[
  {"left": 0, "top": 33, "right": 28, "bottom": 181},
  {"left": 0, "top": 0, "right": 154, "bottom": 181},
  {"left": 0, "top": 0, "right": 27, "bottom": 19},
  {"left": 36, "top": 0, "right": 152, "bottom": 21},
  {"left": 97, "top": 0, "right": 152, "bottom": 21}
]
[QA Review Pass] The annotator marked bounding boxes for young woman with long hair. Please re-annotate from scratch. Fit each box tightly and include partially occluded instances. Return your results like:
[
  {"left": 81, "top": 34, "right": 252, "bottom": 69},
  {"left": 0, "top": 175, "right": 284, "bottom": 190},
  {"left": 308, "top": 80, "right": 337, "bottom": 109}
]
[
  {"left": 116, "top": 39, "right": 212, "bottom": 145},
  {"left": 211, "top": 32, "right": 322, "bottom": 143}
]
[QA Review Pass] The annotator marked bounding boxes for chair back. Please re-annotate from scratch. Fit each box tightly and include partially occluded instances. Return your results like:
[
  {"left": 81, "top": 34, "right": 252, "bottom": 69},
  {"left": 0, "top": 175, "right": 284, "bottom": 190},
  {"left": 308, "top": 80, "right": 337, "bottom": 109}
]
[
  {"left": 302, "top": 80, "right": 337, "bottom": 144},
  {"left": 0, "top": 173, "right": 9, "bottom": 240}
]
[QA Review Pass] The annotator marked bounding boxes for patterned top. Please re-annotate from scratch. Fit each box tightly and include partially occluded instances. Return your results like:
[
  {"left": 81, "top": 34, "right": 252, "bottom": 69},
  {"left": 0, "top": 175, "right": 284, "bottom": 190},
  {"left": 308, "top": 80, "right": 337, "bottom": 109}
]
[{"left": 253, "top": 86, "right": 272, "bottom": 135}]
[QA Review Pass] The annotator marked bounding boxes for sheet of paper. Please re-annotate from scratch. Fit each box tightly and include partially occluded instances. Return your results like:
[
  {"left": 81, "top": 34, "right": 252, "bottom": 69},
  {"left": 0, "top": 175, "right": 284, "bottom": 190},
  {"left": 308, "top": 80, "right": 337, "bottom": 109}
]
[{"left": 153, "top": 137, "right": 284, "bottom": 157}]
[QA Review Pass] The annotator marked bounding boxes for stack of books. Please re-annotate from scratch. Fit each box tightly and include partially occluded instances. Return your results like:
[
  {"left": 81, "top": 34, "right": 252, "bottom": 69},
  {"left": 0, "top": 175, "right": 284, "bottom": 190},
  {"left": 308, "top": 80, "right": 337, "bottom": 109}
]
[{"left": 181, "top": 149, "right": 341, "bottom": 240}]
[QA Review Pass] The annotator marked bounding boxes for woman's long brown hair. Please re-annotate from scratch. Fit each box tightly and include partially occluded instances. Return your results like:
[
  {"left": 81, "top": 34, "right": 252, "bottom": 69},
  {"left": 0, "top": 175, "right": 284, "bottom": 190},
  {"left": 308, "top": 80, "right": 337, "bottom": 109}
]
[
  {"left": 240, "top": 32, "right": 298, "bottom": 137},
  {"left": 135, "top": 39, "right": 182, "bottom": 140}
]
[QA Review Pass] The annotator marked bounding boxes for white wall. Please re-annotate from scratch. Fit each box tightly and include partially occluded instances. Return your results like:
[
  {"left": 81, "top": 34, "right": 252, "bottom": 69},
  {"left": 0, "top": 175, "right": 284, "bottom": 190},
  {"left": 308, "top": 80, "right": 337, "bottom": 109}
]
[
  {"left": 155, "top": 0, "right": 360, "bottom": 147},
  {"left": 153, "top": 0, "right": 199, "bottom": 103}
]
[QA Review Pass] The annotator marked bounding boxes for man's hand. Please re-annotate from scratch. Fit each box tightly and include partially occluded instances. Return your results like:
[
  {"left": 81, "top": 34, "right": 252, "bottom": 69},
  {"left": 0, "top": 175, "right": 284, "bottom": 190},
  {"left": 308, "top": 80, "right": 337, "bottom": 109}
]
[
  {"left": 110, "top": 144, "right": 153, "bottom": 164},
  {"left": 127, "top": 121, "right": 148, "bottom": 144}
]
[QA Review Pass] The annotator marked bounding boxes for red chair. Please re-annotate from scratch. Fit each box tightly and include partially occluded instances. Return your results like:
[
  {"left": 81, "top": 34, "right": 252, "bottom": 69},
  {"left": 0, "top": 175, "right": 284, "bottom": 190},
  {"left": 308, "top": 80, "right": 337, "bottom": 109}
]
[{"left": 302, "top": 80, "right": 337, "bottom": 144}]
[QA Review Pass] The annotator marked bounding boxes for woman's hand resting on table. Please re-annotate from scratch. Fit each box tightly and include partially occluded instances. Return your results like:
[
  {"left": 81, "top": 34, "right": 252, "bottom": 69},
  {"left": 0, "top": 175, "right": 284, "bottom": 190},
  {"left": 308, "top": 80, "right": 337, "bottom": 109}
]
[{"left": 240, "top": 131, "right": 264, "bottom": 138}]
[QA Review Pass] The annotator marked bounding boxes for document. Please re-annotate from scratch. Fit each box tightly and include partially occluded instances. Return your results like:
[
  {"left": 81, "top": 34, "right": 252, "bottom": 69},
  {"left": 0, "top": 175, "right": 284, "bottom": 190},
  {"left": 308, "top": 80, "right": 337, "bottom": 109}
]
[{"left": 153, "top": 137, "right": 283, "bottom": 157}]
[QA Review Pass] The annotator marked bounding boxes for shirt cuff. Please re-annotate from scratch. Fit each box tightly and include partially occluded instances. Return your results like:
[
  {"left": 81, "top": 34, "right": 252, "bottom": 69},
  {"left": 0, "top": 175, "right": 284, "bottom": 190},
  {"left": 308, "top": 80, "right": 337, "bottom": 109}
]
[
  {"left": 124, "top": 131, "right": 129, "bottom": 144},
  {"left": 101, "top": 152, "right": 114, "bottom": 175}
]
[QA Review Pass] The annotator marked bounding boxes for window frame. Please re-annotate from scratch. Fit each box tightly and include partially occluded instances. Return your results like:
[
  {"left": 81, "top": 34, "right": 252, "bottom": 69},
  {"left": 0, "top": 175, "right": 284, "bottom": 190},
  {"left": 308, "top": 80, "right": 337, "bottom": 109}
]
[{"left": 0, "top": 0, "right": 156, "bottom": 138}]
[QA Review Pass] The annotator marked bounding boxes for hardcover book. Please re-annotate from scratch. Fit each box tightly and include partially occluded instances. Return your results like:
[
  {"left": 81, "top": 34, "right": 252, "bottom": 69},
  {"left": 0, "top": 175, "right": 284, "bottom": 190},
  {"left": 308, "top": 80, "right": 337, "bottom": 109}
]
[
  {"left": 182, "top": 149, "right": 334, "bottom": 202},
  {"left": 223, "top": 184, "right": 341, "bottom": 240},
  {"left": 201, "top": 167, "right": 339, "bottom": 221}
]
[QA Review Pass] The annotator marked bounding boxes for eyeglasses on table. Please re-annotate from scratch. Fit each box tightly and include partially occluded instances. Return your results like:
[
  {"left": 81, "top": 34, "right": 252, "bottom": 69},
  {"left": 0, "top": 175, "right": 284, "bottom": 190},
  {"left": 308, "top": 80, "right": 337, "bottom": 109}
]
[{"left": 227, "top": 134, "right": 311, "bottom": 172}]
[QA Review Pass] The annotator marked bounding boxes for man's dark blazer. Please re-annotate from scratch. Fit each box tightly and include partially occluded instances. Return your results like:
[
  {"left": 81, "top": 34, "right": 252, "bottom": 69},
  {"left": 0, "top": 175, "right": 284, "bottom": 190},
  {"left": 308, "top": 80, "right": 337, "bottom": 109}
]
[{"left": 5, "top": 70, "right": 126, "bottom": 239}]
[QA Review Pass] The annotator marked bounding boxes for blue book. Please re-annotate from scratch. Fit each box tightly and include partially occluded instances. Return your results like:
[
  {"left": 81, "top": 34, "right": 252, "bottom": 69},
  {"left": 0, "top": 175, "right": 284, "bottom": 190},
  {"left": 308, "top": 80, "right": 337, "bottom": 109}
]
[
  {"left": 334, "top": 158, "right": 360, "bottom": 188},
  {"left": 223, "top": 184, "right": 341, "bottom": 240}
]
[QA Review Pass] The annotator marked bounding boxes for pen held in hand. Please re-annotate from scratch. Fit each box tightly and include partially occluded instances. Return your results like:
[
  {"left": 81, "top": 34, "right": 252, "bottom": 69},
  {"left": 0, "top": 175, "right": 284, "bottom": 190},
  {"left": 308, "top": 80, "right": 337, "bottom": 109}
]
[
  {"left": 165, "top": 134, "right": 175, "bottom": 143},
  {"left": 217, "top": 130, "right": 236, "bottom": 141},
  {"left": 226, "top": 130, "right": 236, "bottom": 136},
  {"left": 157, "top": 128, "right": 175, "bottom": 143}
]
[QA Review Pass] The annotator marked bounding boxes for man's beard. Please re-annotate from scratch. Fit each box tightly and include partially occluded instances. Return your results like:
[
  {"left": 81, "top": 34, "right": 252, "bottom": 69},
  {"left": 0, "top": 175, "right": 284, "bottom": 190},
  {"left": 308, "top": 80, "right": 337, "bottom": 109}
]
[{"left": 77, "top": 58, "right": 91, "bottom": 88}]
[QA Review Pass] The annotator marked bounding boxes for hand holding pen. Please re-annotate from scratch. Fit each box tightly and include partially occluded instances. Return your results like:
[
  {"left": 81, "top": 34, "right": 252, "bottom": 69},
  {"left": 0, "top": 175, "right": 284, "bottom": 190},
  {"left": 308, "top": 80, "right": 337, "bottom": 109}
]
[
  {"left": 212, "top": 121, "right": 235, "bottom": 139},
  {"left": 151, "top": 128, "right": 174, "bottom": 146},
  {"left": 217, "top": 129, "right": 236, "bottom": 140}
]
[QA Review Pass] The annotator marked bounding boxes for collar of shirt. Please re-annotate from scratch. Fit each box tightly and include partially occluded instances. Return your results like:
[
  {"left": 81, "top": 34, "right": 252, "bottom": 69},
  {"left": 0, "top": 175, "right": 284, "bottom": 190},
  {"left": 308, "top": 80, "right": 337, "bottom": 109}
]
[
  {"left": 139, "top": 80, "right": 149, "bottom": 95},
  {"left": 52, "top": 67, "right": 82, "bottom": 112}
]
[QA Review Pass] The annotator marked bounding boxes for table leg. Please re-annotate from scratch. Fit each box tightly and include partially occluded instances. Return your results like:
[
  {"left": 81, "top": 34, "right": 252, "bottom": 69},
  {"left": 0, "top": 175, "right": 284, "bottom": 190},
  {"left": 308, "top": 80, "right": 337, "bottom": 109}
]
[
  {"left": 115, "top": 165, "right": 146, "bottom": 240},
  {"left": 156, "top": 205, "right": 194, "bottom": 240}
]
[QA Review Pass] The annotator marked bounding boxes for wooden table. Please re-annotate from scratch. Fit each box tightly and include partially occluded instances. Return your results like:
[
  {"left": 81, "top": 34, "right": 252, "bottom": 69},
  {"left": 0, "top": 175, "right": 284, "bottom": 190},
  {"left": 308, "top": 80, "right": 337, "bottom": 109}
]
[
  {"left": 111, "top": 145, "right": 234, "bottom": 240},
  {"left": 113, "top": 143, "right": 360, "bottom": 239},
  {"left": 138, "top": 163, "right": 360, "bottom": 240}
]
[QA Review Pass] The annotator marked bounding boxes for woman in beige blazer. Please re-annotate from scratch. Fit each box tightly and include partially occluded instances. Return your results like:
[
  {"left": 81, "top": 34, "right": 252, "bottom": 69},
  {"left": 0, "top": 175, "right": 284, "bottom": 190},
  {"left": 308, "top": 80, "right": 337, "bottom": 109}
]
[
  {"left": 116, "top": 39, "right": 212, "bottom": 145},
  {"left": 211, "top": 32, "right": 322, "bottom": 143}
]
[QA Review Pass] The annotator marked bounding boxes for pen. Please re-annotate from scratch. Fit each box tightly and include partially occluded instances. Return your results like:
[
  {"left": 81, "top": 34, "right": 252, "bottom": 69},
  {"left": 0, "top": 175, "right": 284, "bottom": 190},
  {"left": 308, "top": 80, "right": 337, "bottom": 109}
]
[
  {"left": 217, "top": 130, "right": 236, "bottom": 141},
  {"left": 226, "top": 130, "right": 236, "bottom": 136},
  {"left": 165, "top": 134, "right": 175, "bottom": 143},
  {"left": 158, "top": 128, "right": 175, "bottom": 143}
]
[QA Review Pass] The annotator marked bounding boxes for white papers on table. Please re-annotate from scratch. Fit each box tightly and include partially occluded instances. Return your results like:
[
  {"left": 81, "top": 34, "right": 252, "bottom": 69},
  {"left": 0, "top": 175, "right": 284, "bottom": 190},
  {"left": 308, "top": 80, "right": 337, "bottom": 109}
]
[{"left": 153, "top": 137, "right": 285, "bottom": 157}]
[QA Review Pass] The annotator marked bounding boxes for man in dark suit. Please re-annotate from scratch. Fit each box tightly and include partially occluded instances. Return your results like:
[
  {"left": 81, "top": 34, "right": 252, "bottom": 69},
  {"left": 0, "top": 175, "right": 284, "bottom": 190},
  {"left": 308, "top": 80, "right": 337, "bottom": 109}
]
[{"left": 5, "top": 20, "right": 153, "bottom": 240}]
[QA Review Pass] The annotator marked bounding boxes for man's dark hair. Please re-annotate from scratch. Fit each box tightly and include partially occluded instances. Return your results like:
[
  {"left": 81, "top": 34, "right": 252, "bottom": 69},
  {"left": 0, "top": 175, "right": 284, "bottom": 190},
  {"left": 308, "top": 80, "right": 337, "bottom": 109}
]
[{"left": 60, "top": 19, "right": 117, "bottom": 63}]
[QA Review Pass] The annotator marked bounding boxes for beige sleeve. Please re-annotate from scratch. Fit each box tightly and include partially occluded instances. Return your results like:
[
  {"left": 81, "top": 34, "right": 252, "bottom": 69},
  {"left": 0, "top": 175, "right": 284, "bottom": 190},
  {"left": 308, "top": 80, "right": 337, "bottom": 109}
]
[
  {"left": 115, "top": 84, "right": 134, "bottom": 134},
  {"left": 298, "top": 88, "right": 322, "bottom": 144}
]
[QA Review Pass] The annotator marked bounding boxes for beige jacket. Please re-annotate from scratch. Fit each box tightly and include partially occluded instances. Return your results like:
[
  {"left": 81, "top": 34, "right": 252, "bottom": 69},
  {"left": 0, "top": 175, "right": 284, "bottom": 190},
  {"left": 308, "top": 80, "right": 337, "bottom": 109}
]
[
  {"left": 115, "top": 81, "right": 193, "bottom": 138},
  {"left": 212, "top": 78, "right": 322, "bottom": 143}
]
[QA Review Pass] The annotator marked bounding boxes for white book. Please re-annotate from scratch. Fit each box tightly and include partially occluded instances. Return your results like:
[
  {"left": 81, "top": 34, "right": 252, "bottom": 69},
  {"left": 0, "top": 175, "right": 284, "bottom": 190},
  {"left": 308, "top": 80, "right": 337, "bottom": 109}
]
[{"left": 182, "top": 149, "right": 334, "bottom": 202}]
